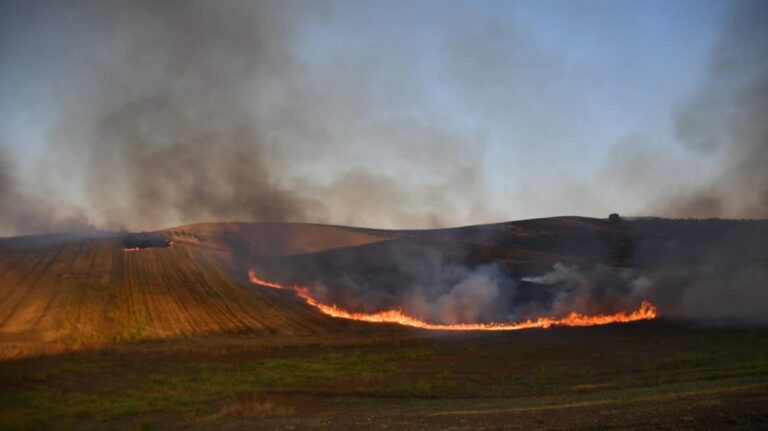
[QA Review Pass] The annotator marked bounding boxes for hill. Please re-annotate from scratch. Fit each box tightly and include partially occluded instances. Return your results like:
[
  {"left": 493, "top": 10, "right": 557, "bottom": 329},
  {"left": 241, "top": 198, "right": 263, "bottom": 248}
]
[
  {"left": 0, "top": 223, "right": 394, "bottom": 358},
  {"left": 1, "top": 217, "right": 767, "bottom": 357}
]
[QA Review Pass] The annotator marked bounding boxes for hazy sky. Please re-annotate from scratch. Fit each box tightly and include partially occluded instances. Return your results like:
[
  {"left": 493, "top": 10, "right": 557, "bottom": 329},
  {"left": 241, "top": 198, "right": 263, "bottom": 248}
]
[{"left": 0, "top": 0, "right": 762, "bottom": 234}]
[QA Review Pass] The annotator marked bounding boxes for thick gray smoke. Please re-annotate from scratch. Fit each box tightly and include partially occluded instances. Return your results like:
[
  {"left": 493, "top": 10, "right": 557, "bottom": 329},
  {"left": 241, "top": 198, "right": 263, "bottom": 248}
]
[
  {"left": 522, "top": 263, "right": 652, "bottom": 317},
  {"left": 287, "top": 246, "right": 518, "bottom": 324},
  {"left": 401, "top": 264, "right": 508, "bottom": 324},
  {"left": 659, "top": 0, "right": 768, "bottom": 218},
  {"left": 263, "top": 234, "right": 658, "bottom": 324},
  {"left": 0, "top": 145, "right": 87, "bottom": 236},
  {"left": 0, "top": 0, "right": 493, "bottom": 235},
  {"left": 290, "top": 260, "right": 655, "bottom": 324},
  {"left": 2, "top": 1, "right": 766, "bottom": 236},
  {"left": 0, "top": 1, "right": 314, "bottom": 233},
  {"left": 0, "top": 146, "right": 42, "bottom": 234},
  {"left": 634, "top": 218, "right": 768, "bottom": 323},
  {"left": 47, "top": 1, "right": 321, "bottom": 229},
  {"left": 655, "top": 264, "right": 768, "bottom": 323},
  {"left": 262, "top": 216, "right": 768, "bottom": 325}
]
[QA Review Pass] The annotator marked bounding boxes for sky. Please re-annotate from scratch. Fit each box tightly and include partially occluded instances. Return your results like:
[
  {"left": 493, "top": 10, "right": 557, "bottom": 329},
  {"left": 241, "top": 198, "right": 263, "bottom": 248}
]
[{"left": 0, "top": 0, "right": 764, "bottom": 235}]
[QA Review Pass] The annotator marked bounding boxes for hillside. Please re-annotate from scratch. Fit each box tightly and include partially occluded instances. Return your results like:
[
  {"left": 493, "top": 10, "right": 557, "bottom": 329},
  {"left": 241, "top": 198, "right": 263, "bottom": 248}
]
[
  {"left": 1, "top": 217, "right": 767, "bottom": 358},
  {"left": 0, "top": 224, "right": 393, "bottom": 358}
]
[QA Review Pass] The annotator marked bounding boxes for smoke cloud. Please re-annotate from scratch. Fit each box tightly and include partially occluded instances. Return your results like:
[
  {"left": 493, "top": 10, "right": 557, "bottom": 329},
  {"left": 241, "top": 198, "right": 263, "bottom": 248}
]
[
  {"left": 400, "top": 264, "right": 509, "bottom": 324},
  {"left": 1, "top": 1, "right": 766, "bottom": 236},
  {"left": 657, "top": 0, "right": 768, "bottom": 217},
  {"left": 48, "top": 1, "right": 322, "bottom": 229},
  {"left": 253, "top": 216, "right": 768, "bottom": 325},
  {"left": 523, "top": 263, "right": 652, "bottom": 317},
  {"left": 0, "top": 145, "right": 87, "bottom": 236},
  {"left": 635, "top": 218, "right": 768, "bottom": 323},
  {"left": 281, "top": 260, "right": 657, "bottom": 325},
  {"left": 655, "top": 264, "right": 768, "bottom": 324},
  {"left": 517, "top": 259, "right": 768, "bottom": 325},
  {"left": 0, "top": 0, "right": 496, "bottom": 235},
  {"left": 314, "top": 263, "right": 513, "bottom": 325},
  {"left": 0, "top": 146, "right": 41, "bottom": 235}
]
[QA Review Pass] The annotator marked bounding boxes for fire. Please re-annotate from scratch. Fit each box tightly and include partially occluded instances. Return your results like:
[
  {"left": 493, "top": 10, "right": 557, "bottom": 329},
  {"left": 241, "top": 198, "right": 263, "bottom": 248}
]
[{"left": 248, "top": 270, "right": 658, "bottom": 331}]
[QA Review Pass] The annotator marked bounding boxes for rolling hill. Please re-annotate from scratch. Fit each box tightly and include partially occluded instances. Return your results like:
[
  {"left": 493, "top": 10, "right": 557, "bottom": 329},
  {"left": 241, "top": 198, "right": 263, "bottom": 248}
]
[
  {"left": 0, "top": 223, "right": 393, "bottom": 358},
  {"left": 1, "top": 216, "right": 767, "bottom": 358}
]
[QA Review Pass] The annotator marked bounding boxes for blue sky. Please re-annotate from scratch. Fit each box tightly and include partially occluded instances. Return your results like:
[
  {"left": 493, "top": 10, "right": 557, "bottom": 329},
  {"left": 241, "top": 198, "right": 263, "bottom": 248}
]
[{"left": 0, "top": 1, "right": 747, "bottom": 232}]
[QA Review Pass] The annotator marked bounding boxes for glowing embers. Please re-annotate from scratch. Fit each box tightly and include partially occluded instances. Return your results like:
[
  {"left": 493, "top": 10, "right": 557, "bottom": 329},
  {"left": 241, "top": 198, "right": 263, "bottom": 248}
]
[{"left": 248, "top": 270, "right": 657, "bottom": 331}]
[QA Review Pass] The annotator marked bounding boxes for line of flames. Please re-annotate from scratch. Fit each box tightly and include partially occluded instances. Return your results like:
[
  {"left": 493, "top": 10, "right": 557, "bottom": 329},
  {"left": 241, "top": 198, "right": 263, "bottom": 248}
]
[{"left": 248, "top": 270, "right": 658, "bottom": 331}]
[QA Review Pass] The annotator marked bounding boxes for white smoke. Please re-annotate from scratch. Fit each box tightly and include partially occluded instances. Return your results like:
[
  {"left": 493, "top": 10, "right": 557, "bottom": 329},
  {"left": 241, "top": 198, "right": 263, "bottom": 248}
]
[
  {"left": 403, "top": 265, "right": 506, "bottom": 324},
  {"left": 523, "top": 262, "right": 653, "bottom": 316}
]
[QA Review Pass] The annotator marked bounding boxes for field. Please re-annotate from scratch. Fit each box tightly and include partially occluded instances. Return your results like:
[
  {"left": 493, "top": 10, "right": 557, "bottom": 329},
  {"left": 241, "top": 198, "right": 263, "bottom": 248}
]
[
  {"left": 1, "top": 218, "right": 768, "bottom": 429},
  {"left": 1, "top": 323, "right": 767, "bottom": 430}
]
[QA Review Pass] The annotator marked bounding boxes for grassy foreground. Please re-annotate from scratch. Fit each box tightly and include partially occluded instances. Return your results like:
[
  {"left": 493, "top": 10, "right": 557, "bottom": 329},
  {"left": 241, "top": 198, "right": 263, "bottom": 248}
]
[{"left": 1, "top": 321, "right": 767, "bottom": 430}]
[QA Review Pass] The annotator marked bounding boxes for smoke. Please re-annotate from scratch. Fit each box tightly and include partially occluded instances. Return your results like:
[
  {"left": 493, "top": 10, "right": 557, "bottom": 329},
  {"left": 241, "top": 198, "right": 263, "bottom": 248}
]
[
  {"left": 4, "top": 1, "right": 766, "bottom": 236},
  {"left": 0, "top": 0, "right": 497, "bottom": 235},
  {"left": 276, "top": 259, "right": 655, "bottom": 325},
  {"left": 634, "top": 219, "right": 768, "bottom": 323},
  {"left": 0, "top": 146, "right": 40, "bottom": 235},
  {"left": 653, "top": 265, "right": 768, "bottom": 324},
  {"left": 0, "top": 145, "right": 87, "bottom": 236},
  {"left": 254, "top": 236, "right": 525, "bottom": 324},
  {"left": 402, "top": 262, "right": 652, "bottom": 324},
  {"left": 401, "top": 264, "right": 509, "bottom": 324},
  {"left": 259, "top": 232, "right": 656, "bottom": 325},
  {"left": 49, "top": 1, "right": 322, "bottom": 229},
  {"left": 308, "top": 262, "right": 511, "bottom": 325},
  {"left": 657, "top": 0, "right": 768, "bottom": 217},
  {"left": 257, "top": 216, "right": 768, "bottom": 325},
  {"left": 522, "top": 263, "right": 652, "bottom": 317}
]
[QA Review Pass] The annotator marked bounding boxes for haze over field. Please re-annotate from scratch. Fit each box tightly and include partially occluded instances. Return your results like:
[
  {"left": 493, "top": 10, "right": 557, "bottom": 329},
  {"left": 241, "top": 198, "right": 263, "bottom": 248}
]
[
  {"left": 1, "top": 3, "right": 768, "bottom": 429},
  {"left": 1, "top": 0, "right": 767, "bottom": 236}
]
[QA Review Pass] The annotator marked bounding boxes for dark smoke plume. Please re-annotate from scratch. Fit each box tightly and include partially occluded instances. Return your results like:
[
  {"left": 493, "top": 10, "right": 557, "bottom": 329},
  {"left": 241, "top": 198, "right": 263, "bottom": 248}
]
[
  {"left": 523, "top": 263, "right": 652, "bottom": 317},
  {"left": 0, "top": 146, "right": 39, "bottom": 235},
  {"left": 0, "top": 145, "right": 86, "bottom": 236},
  {"left": 279, "top": 259, "right": 654, "bottom": 325},
  {"left": 660, "top": 0, "right": 768, "bottom": 218},
  {"left": 0, "top": 0, "right": 494, "bottom": 235},
  {"left": 254, "top": 216, "right": 768, "bottom": 325},
  {"left": 52, "top": 1, "right": 319, "bottom": 229},
  {"left": 3, "top": 1, "right": 768, "bottom": 235}
]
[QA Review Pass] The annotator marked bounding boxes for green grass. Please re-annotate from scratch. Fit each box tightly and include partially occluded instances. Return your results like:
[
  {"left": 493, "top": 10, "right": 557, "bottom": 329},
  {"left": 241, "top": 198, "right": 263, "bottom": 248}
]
[
  {"left": 0, "top": 346, "right": 431, "bottom": 430},
  {"left": 1, "top": 326, "right": 767, "bottom": 430}
]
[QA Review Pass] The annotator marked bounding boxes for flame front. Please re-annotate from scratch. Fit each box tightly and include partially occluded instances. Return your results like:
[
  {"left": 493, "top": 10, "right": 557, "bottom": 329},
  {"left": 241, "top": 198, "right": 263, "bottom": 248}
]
[{"left": 248, "top": 270, "right": 657, "bottom": 331}]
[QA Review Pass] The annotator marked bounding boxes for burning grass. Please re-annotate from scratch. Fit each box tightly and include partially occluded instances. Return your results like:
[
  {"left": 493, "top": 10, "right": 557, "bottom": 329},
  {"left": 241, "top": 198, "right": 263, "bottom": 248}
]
[{"left": 248, "top": 270, "right": 657, "bottom": 331}]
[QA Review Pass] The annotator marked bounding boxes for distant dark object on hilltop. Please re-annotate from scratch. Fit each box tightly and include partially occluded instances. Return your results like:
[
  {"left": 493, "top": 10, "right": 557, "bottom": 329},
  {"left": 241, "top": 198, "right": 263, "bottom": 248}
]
[
  {"left": 608, "top": 213, "right": 622, "bottom": 223},
  {"left": 122, "top": 232, "right": 172, "bottom": 250}
]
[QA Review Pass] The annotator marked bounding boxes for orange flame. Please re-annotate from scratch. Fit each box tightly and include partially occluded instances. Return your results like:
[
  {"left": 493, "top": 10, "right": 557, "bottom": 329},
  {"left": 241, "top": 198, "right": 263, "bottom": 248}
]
[{"left": 248, "top": 270, "right": 658, "bottom": 331}]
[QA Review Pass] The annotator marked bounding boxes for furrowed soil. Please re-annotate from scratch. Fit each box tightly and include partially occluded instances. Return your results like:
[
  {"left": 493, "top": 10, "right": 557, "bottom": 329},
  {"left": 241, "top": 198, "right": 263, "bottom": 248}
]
[{"left": 0, "top": 223, "right": 391, "bottom": 358}]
